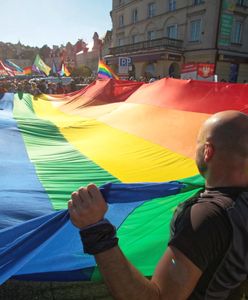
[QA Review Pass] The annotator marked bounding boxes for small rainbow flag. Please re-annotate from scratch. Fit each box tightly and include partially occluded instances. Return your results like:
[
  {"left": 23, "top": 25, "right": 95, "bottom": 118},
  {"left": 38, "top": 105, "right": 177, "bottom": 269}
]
[
  {"left": 59, "top": 63, "right": 71, "bottom": 77},
  {"left": 97, "top": 60, "right": 119, "bottom": 80},
  {"left": 64, "top": 64, "right": 71, "bottom": 77},
  {"left": 4, "top": 60, "right": 23, "bottom": 72},
  {"left": 23, "top": 66, "right": 33, "bottom": 75}
]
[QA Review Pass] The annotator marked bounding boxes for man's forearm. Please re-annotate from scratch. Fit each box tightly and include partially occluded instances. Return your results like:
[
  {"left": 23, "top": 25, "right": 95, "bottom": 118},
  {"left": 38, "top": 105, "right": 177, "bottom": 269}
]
[
  {"left": 95, "top": 246, "right": 161, "bottom": 300},
  {"left": 69, "top": 185, "right": 201, "bottom": 299}
]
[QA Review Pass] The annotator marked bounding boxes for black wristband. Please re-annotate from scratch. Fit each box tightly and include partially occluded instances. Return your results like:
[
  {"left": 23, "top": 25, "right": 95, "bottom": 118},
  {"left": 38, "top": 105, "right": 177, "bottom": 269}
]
[{"left": 79, "top": 219, "right": 119, "bottom": 255}]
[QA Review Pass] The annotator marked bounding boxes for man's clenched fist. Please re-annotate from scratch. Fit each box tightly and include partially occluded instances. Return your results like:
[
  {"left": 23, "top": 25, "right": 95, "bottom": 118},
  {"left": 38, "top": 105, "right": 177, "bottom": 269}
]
[{"left": 68, "top": 184, "right": 108, "bottom": 228}]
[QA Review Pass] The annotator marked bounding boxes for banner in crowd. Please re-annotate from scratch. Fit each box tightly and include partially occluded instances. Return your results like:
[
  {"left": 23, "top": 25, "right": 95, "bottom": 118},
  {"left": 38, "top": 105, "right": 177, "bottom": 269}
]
[
  {"left": 4, "top": 59, "right": 23, "bottom": 73},
  {"left": 0, "top": 60, "right": 15, "bottom": 76},
  {"left": 33, "top": 54, "right": 51, "bottom": 76},
  {"left": 0, "top": 57, "right": 73, "bottom": 78}
]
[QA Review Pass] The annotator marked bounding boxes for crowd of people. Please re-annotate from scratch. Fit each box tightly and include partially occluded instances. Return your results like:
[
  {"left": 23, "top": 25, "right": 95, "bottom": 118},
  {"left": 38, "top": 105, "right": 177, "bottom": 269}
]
[
  {"left": 0, "top": 76, "right": 96, "bottom": 95},
  {"left": 1, "top": 75, "right": 247, "bottom": 96},
  {"left": 0, "top": 75, "right": 155, "bottom": 96}
]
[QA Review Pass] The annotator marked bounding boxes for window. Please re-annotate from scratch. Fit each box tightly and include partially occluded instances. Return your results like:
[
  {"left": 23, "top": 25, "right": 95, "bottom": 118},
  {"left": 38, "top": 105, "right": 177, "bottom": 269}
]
[
  {"left": 147, "top": 30, "right": 156, "bottom": 40},
  {"left": 232, "top": 21, "right": 242, "bottom": 44},
  {"left": 118, "top": 38, "right": 125, "bottom": 46},
  {"left": 236, "top": 0, "right": 248, "bottom": 6},
  {"left": 169, "top": 0, "right": 176, "bottom": 11},
  {"left": 119, "top": 15, "right": 124, "bottom": 27},
  {"left": 132, "top": 35, "right": 139, "bottom": 44},
  {"left": 132, "top": 8, "right": 138, "bottom": 23},
  {"left": 229, "top": 64, "right": 239, "bottom": 82},
  {"left": 148, "top": 3, "right": 155, "bottom": 18},
  {"left": 190, "top": 19, "right": 201, "bottom": 41},
  {"left": 193, "top": 0, "right": 204, "bottom": 5},
  {"left": 145, "top": 63, "right": 156, "bottom": 76},
  {"left": 167, "top": 25, "right": 178, "bottom": 39}
]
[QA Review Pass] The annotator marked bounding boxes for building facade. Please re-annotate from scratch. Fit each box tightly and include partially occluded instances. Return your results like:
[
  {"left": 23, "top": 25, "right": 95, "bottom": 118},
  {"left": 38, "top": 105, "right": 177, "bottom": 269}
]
[
  {"left": 76, "top": 33, "right": 100, "bottom": 73},
  {"left": 106, "top": 0, "right": 248, "bottom": 82}
]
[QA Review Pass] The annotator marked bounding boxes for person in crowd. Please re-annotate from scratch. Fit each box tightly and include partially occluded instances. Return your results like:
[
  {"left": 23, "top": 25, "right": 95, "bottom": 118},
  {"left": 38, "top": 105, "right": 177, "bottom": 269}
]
[
  {"left": 46, "top": 82, "right": 55, "bottom": 94},
  {"left": 0, "top": 84, "right": 7, "bottom": 93},
  {"left": 30, "top": 82, "right": 41, "bottom": 96},
  {"left": 23, "top": 80, "right": 31, "bottom": 94},
  {"left": 68, "top": 110, "right": 248, "bottom": 299},
  {"left": 149, "top": 77, "right": 156, "bottom": 83},
  {"left": 37, "top": 80, "right": 48, "bottom": 93},
  {"left": 70, "top": 79, "right": 76, "bottom": 92},
  {"left": 56, "top": 82, "right": 65, "bottom": 94}
]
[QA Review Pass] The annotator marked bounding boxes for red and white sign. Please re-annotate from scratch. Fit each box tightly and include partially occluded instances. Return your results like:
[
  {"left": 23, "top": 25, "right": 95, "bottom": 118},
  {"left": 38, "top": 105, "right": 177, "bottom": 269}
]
[
  {"left": 181, "top": 63, "right": 215, "bottom": 81},
  {"left": 181, "top": 63, "right": 197, "bottom": 80},
  {"left": 197, "top": 64, "right": 215, "bottom": 81}
]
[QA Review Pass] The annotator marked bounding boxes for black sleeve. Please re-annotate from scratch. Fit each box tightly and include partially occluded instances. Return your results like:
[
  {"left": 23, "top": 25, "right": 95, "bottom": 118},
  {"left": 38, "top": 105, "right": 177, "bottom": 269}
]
[{"left": 168, "top": 202, "right": 231, "bottom": 271}]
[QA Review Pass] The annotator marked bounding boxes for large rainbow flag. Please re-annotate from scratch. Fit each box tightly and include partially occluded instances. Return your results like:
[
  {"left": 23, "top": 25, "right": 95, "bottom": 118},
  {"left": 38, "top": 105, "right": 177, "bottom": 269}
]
[{"left": 1, "top": 78, "right": 248, "bottom": 284}]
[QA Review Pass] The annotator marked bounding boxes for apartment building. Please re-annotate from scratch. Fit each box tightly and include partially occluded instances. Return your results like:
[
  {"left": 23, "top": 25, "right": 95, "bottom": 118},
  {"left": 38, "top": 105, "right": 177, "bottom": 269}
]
[{"left": 105, "top": 0, "right": 248, "bottom": 82}]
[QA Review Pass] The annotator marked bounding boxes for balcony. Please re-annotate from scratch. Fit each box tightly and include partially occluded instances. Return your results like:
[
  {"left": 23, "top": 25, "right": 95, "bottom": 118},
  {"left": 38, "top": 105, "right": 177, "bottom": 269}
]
[
  {"left": 110, "top": 37, "right": 183, "bottom": 55},
  {"left": 234, "top": 1, "right": 248, "bottom": 13},
  {"left": 236, "top": 0, "right": 248, "bottom": 7}
]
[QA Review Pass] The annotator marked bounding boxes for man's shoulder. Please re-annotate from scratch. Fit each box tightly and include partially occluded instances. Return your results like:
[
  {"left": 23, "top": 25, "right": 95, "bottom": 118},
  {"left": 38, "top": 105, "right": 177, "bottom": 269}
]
[
  {"left": 169, "top": 190, "right": 233, "bottom": 272},
  {"left": 170, "top": 189, "right": 234, "bottom": 243},
  {"left": 191, "top": 189, "right": 235, "bottom": 220}
]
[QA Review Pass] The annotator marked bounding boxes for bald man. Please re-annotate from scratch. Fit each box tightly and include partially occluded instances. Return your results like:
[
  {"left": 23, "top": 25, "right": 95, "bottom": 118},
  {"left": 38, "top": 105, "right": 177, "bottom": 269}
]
[{"left": 68, "top": 111, "right": 248, "bottom": 300}]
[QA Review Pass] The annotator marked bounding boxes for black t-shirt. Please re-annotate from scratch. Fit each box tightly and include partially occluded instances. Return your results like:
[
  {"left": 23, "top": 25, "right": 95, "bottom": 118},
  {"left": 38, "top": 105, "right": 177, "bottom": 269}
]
[{"left": 168, "top": 187, "right": 247, "bottom": 299}]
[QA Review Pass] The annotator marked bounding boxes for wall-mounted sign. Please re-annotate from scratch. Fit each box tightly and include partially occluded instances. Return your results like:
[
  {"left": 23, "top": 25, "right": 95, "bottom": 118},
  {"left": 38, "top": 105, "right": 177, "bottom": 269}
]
[
  {"left": 181, "top": 63, "right": 198, "bottom": 80},
  {"left": 218, "top": 13, "right": 234, "bottom": 46},
  {"left": 181, "top": 63, "right": 215, "bottom": 81},
  {"left": 218, "top": 0, "right": 236, "bottom": 47},
  {"left": 197, "top": 63, "right": 215, "bottom": 81},
  {"left": 168, "top": 54, "right": 181, "bottom": 61},
  {"left": 118, "top": 57, "right": 132, "bottom": 75}
]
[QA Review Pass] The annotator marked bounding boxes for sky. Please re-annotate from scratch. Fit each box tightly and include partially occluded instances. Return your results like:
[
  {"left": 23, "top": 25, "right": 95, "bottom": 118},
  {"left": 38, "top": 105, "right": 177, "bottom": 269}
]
[{"left": 0, "top": 0, "right": 112, "bottom": 48}]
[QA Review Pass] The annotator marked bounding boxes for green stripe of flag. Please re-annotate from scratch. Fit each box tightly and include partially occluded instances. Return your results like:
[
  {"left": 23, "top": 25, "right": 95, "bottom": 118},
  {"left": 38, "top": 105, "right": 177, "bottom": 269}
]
[
  {"left": 92, "top": 175, "right": 203, "bottom": 280},
  {"left": 13, "top": 94, "right": 119, "bottom": 210}
]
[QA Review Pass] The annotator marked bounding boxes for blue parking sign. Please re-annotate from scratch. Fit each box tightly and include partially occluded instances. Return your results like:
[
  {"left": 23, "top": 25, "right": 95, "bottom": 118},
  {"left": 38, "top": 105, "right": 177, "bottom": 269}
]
[
  {"left": 120, "top": 58, "right": 128, "bottom": 67},
  {"left": 118, "top": 57, "right": 132, "bottom": 74}
]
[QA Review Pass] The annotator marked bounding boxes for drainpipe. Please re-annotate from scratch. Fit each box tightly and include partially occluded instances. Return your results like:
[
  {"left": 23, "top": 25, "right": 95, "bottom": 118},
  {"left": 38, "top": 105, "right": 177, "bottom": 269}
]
[{"left": 214, "top": 0, "right": 223, "bottom": 75}]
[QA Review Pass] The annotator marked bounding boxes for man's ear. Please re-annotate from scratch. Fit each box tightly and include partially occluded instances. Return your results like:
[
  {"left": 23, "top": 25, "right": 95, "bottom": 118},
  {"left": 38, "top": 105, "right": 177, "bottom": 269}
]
[{"left": 204, "top": 142, "right": 214, "bottom": 162}]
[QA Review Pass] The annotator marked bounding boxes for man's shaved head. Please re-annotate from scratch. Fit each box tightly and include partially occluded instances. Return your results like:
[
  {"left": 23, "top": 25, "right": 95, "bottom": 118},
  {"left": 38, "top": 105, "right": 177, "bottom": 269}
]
[
  {"left": 200, "top": 111, "right": 248, "bottom": 157},
  {"left": 196, "top": 111, "right": 248, "bottom": 180}
]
